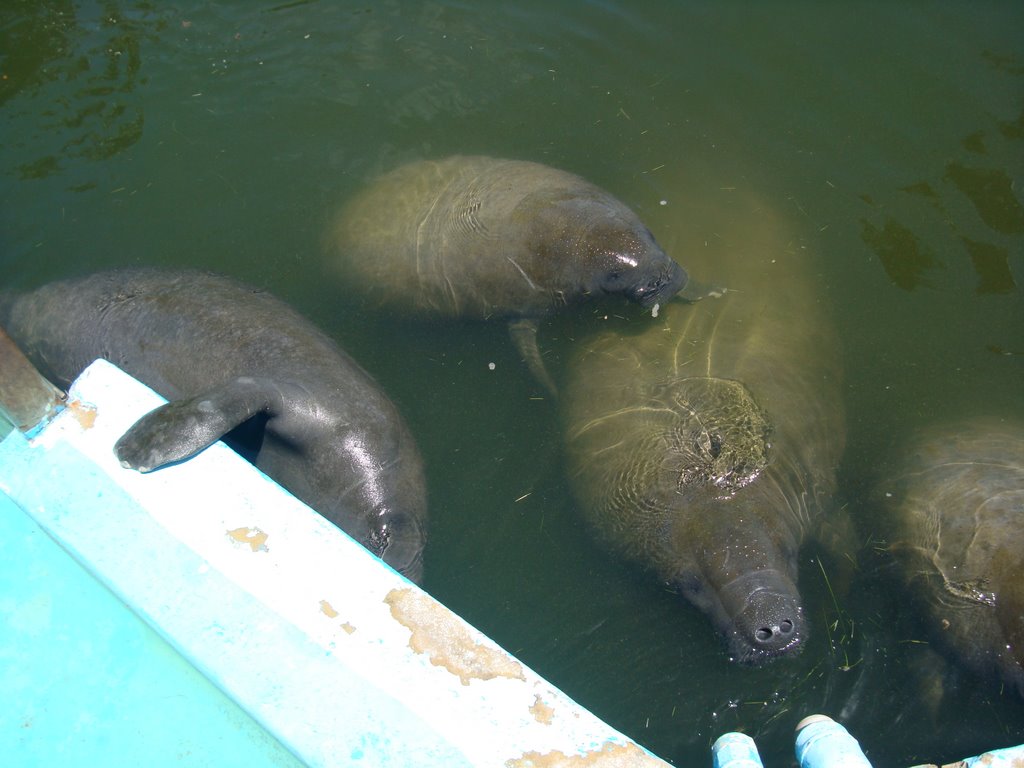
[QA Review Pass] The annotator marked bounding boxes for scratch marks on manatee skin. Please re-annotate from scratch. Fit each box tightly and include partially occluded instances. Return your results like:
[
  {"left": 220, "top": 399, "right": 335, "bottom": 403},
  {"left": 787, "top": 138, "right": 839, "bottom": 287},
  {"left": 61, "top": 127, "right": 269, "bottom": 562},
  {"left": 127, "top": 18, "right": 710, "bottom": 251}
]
[
  {"left": 384, "top": 587, "right": 525, "bottom": 686},
  {"left": 415, "top": 186, "right": 447, "bottom": 279},
  {"left": 570, "top": 405, "right": 677, "bottom": 442},
  {"left": 507, "top": 256, "right": 541, "bottom": 292}
]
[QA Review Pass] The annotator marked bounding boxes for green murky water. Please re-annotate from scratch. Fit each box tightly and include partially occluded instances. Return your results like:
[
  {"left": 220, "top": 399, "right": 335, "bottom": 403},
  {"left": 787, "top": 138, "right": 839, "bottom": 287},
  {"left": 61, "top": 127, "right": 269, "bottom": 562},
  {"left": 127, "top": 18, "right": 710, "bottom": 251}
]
[{"left": 2, "top": 2, "right": 1022, "bottom": 764}]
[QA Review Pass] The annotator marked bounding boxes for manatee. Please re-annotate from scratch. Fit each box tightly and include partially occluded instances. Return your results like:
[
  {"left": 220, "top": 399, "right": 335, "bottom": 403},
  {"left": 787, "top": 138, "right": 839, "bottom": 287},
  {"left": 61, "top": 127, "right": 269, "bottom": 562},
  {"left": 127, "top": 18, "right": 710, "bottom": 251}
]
[
  {"left": 562, "top": 187, "right": 845, "bottom": 664},
  {"left": 327, "top": 155, "right": 693, "bottom": 394},
  {"left": 0, "top": 268, "right": 428, "bottom": 582},
  {"left": 878, "top": 420, "right": 1024, "bottom": 697}
]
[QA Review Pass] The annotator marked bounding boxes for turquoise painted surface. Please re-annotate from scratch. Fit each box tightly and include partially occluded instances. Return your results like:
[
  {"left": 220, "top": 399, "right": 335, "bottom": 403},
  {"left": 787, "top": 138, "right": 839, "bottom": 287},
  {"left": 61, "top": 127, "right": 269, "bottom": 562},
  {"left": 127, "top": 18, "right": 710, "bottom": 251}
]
[
  {"left": 0, "top": 364, "right": 519, "bottom": 767},
  {"left": 0, "top": 436, "right": 303, "bottom": 768}
]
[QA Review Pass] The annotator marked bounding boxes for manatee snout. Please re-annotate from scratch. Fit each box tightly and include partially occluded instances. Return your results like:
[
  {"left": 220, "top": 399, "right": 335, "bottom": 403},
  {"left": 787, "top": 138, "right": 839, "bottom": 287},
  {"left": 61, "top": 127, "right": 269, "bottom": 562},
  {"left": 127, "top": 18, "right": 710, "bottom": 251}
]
[
  {"left": 717, "top": 569, "right": 805, "bottom": 664},
  {"left": 587, "top": 219, "right": 687, "bottom": 308},
  {"left": 366, "top": 506, "right": 427, "bottom": 584},
  {"left": 630, "top": 258, "right": 687, "bottom": 308}
]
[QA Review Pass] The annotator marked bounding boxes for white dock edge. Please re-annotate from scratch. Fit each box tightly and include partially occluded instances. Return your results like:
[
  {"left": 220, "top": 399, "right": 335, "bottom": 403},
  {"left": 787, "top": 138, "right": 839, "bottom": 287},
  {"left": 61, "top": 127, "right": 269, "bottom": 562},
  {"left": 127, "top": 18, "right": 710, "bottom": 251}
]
[{"left": 0, "top": 359, "right": 670, "bottom": 768}]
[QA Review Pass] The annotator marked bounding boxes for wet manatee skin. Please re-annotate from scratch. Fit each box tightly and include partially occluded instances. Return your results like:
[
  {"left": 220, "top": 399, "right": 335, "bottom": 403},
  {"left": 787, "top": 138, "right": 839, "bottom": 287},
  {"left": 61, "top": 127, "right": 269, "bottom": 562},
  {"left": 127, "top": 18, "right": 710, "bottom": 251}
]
[
  {"left": 328, "top": 155, "right": 688, "bottom": 319},
  {"left": 562, "top": 189, "right": 845, "bottom": 664},
  {"left": 328, "top": 155, "right": 692, "bottom": 394},
  {"left": 879, "top": 420, "right": 1024, "bottom": 697},
  {"left": 0, "top": 268, "right": 428, "bottom": 582},
  {"left": 327, "top": 156, "right": 684, "bottom": 319}
]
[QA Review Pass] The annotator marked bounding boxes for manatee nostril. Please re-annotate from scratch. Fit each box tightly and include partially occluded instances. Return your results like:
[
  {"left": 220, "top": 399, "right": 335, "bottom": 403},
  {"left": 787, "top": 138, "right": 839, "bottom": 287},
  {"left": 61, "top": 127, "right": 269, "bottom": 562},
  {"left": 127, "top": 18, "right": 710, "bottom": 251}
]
[{"left": 754, "top": 619, "right": 796, "bottom": 645}]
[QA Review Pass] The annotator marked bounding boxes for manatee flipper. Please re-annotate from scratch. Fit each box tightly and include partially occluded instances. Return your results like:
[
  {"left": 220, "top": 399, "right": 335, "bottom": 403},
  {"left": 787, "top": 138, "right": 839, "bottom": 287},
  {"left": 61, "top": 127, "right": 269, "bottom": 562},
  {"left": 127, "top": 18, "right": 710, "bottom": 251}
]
[
  {"left": 508, "top": 317, "right": 556, "bottom": 397},
  {"left": 114, "top": 377, "right": 278, "bottom": 472}
]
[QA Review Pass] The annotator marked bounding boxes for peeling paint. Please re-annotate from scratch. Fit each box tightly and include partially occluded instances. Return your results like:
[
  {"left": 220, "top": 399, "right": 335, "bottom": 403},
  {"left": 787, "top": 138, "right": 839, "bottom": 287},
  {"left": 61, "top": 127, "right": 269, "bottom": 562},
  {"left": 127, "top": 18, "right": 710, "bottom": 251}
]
[
  {"left": 506, "top": 742, "right": 664, "bottom": 768},
  {"left": 226, "top": 526, "right": 268, "bottom": 552},
  {"left": 68, "top": 399, "right": 96, "bottom": 430},
  {"left": 385, "top": 587, "right": 525, "bottom": 686},
  {"left": 938, "top": 755, "right": 1024, "bottom": 768},
  {"left": 320, "top": 600, "right": 355, "bottom": 633},
  {"left": 529, "top": 695, "right": 555, "bottom": 725}
]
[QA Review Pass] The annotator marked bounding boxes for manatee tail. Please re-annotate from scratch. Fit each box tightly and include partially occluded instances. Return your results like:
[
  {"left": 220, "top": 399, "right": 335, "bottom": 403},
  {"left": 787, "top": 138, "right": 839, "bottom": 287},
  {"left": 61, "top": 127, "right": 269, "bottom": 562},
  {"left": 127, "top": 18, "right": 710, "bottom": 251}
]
[{"left": 508, "top": 318, "right": 557, "bottom": 398}]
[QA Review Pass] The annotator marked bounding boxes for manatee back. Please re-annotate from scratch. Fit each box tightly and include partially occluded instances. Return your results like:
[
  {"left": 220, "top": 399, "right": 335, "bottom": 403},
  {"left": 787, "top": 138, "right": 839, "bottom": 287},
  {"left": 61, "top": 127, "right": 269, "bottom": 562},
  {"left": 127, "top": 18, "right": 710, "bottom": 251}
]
[
  {"left": 1, "top": 269, "right": 355, "bottom": 396},
  {"left": 881, "top": 420, "right": 1024, "bottom": 696},
  {"left": 560, "top": 185, "right": 846, "bottom": 664},
  {"left": 329, "top": 155, "right": 670, "bottom": 319},
  {"left": 0, "top": 271, "right": 127, "bottom": 390},
  {"left": 562, "top": 190, "right": 844, "bottom": 573}
]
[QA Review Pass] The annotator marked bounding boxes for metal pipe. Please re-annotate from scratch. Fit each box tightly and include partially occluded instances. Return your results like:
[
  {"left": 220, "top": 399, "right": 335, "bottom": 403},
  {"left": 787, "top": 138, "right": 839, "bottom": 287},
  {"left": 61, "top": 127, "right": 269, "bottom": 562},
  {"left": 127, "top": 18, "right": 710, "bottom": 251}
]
[
  {"left": 713, "top": 732, "right": 765, "bottom": 768},
  {"left": 795, "top": 714, "right": 873, "bottom": 768}
]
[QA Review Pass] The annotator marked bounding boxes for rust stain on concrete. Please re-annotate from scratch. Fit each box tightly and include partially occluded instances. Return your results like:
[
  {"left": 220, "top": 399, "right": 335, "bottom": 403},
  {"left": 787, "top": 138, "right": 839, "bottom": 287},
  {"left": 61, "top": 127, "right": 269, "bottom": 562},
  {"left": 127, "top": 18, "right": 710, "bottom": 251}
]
[
  {"left": 385, "top": 587, "right": 525, "bottom": 686},
  {"left": 226, "top": 526, "right": 268, "bottom": 552},
  {"left": 529, "top": 695, "right": 555, "bottom": 725},
  {"left": 68, "top": 399, "right": 96, "bottom": 430},
  {"left": 940, "top": 754, "right": 1024, "bottom": 768},
  {"left": 505, "top": 742, "right": 665, "bottom": 768},
  {"left": 320, "top": 600, "right": 355, "bottom": 633}
]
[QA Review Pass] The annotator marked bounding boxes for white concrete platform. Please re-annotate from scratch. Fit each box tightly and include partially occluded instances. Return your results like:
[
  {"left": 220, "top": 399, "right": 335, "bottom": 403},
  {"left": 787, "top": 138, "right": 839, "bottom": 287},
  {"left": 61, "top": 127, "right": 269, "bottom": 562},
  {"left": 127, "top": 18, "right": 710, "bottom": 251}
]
[{"left": 0, "top": 359, "right": 670, "bottom": 768}]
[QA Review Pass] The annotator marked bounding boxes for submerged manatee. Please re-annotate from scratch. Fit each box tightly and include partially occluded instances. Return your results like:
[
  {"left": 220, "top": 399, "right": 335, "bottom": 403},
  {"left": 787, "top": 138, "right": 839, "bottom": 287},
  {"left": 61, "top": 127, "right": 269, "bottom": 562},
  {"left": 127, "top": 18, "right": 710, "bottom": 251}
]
[
  {"left": 878, "top": 420, "right": 1024, "bottom": 697},
  {"left": 328, "top": 155, "right": 691, "bottom": 393},
  {"left": 562, "top": 187, "right": 845, "bottom": 664},
  {"left": 0, "top": 268, "right": 428, "bottom": 582}
]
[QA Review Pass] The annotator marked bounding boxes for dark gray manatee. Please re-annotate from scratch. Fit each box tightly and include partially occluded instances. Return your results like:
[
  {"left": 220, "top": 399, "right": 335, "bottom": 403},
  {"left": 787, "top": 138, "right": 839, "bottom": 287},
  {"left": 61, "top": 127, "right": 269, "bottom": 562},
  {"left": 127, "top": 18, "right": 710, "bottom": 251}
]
[
  {"left": 562, "top": 187, "right": 845, "bottom": 664},
  {"left": 878, "top": 420, "right": 1024, "bottom": 697},
  {"left": 0, "top": 268, "right": 428, "bottom": 582},
  {"left": 328, "top": 155, "right": 691, "bottom": 393}
]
